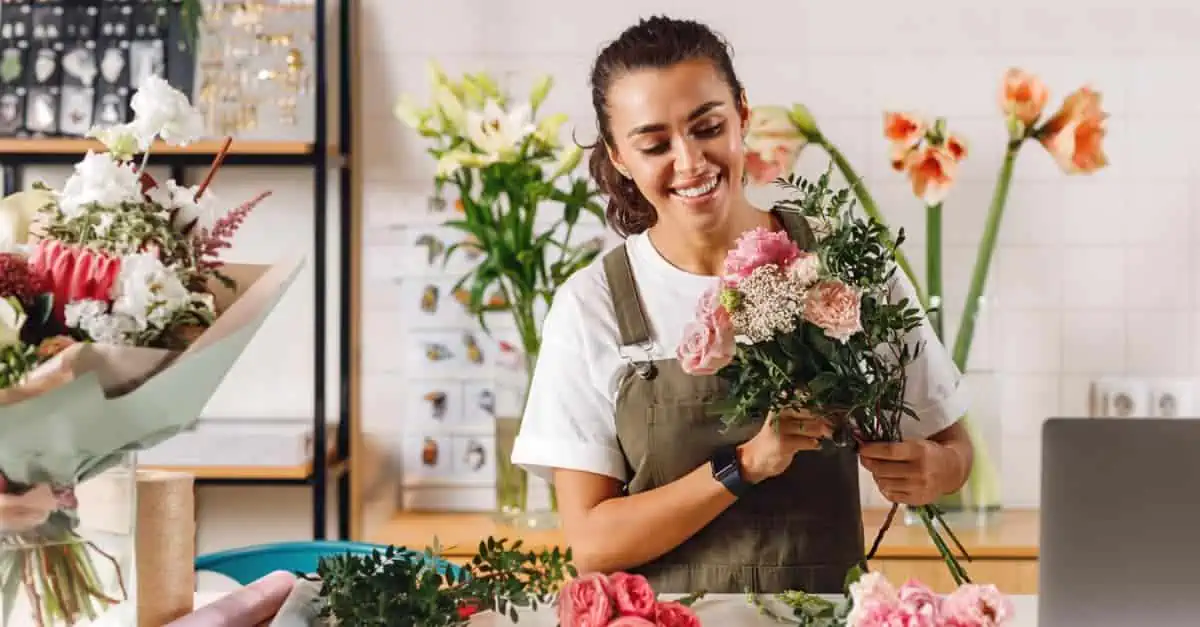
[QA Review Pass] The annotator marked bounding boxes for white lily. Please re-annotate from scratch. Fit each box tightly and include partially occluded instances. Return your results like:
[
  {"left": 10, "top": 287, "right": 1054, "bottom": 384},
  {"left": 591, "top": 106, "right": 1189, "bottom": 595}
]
[{"left": 467, "top": 100, "right": 536, "bottom": 161}]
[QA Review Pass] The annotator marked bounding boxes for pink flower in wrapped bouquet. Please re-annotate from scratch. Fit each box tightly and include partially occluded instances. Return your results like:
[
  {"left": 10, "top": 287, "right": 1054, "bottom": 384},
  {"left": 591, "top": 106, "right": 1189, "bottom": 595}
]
[
  {"left": 802, "top": 279, "right": 863, "bottom": 343},
  {"left": 677, "top": 284, "right": 735, "bottom": 375},
  {"left": 28, "top": 240, "right": 121, "bottom": 322}
]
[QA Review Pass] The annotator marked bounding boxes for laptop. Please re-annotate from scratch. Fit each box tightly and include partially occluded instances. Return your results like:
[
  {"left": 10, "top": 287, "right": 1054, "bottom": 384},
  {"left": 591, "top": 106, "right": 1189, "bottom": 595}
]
[{"left": 1040, "top": 417, "right": 1200, "bottom": 626}]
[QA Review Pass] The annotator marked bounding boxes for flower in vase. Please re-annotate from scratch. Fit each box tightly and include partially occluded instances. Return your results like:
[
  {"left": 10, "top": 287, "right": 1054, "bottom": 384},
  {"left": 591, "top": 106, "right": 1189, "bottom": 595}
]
[
  {"left": 466, "top": 99, "right": 537, "bottom": 161},
  {"left": 902, "top": 143, "right": 960, "bottom": 205},
  {"left": 745, "top": 105, "right": 808, "bottom": 185},
  {"left": 884, "top": 111, "right": 927, "bottom": 170},
  {"left": 999, "top": 68, "right": 1049, "bottom": 131},
  {"left": 1036, "top": 86, "right": 1109, "bottom": 174}
]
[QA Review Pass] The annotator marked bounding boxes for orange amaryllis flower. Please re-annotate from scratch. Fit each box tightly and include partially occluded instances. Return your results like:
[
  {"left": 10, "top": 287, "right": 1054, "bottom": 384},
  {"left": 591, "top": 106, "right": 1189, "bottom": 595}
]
[
  {"left": 1037, "top": 86, "right": 1108, "bottom": 174},
  {"left": 745, "top": 105, "right": 807, "bottom": 185},
  {"left": 1000, "top": 68, "right": 1049, "bottom": 128},
  {"left": 944, "top": 134, "right": 968, "bottom": 161},
  {"left": 884, "top": 111, "right": 926, "bottom": 170},
  {"left": 905, "top": 145, "right": 959, "bottom": 205}
]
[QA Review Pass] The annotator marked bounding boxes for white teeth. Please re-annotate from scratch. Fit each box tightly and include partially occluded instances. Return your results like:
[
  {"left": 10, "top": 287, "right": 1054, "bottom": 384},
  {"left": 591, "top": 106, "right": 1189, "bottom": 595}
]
[{"left": 674, "top": 175, "right": 719, "bottom": 198}]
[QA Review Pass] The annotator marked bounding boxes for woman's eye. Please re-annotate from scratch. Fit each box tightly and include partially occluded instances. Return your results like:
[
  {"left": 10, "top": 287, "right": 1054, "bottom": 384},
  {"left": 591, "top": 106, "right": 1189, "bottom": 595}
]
[
  {"left": 640, "top": 142, "right": 670, "bottom": 155},
  {"left": 693, "top": 123, "right": 724, "bottom": 138}
]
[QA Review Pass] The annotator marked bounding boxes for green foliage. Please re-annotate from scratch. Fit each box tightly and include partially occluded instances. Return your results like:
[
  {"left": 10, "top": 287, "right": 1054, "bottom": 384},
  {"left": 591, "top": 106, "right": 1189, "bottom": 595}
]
[
  {"left": 312, "top": 537, "right": 576, "bottom": 626},
  {"left": 707, "top": 165, "right": 926, "bottom": 443}
]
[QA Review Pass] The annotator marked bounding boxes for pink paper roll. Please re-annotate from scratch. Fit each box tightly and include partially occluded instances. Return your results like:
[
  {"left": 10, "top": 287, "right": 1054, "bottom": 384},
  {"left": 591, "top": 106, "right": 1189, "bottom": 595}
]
[{"left": 166, "top": 571, "right": 297, "bottom": 627}]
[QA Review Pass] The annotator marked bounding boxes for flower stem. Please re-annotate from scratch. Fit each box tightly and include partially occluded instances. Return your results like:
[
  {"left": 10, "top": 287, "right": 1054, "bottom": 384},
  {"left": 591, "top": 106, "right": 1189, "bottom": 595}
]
[
  {"left": 925, "top": 202, "right": 943, "bottom": 340},
  {"left": 820, "top": 138, "right": 927, "bottom": 310},
  {"left": 951, "top": 141, "right": 1022, "bottom": 372}
]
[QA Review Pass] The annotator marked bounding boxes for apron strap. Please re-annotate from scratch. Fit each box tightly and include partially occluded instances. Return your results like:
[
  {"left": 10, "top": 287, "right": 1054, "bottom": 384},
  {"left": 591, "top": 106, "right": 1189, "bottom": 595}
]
[
  {"left": 602, "top": 244, "right": 654, "bottom": 349},
  {"left": 771, "top": 208, "right": 817, "bottom": 251}
]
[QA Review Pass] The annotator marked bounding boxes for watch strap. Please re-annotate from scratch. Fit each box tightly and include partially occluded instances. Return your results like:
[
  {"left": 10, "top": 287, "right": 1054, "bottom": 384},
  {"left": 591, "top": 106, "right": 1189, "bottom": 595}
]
[{"left": 711, "top": 445, "right": 751, "bottom": 498}]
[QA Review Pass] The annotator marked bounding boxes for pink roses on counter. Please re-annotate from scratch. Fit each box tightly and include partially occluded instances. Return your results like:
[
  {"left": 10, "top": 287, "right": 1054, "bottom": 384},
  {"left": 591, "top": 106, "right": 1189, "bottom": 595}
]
[
  {"left": 846, "top": 571, "right": 1014, "bottom": 627},
  {"left": 557, "top": 572, "right": 701, "bottom": 627}
]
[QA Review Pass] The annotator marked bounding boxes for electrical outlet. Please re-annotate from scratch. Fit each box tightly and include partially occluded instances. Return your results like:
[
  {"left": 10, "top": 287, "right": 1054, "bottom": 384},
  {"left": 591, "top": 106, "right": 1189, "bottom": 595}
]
[
  {"left": 1090, "top": 377, "right": 1152, "bottom": 418},
  {"left": 1148, "top": 378, "right": 1196, "bottom": 418}
]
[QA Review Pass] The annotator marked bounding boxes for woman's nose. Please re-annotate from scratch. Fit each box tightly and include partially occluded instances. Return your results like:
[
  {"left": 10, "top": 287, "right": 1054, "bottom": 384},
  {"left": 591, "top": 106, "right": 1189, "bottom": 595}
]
[{"left": 673, "top": 139, "right": 708, "bottom": 175}]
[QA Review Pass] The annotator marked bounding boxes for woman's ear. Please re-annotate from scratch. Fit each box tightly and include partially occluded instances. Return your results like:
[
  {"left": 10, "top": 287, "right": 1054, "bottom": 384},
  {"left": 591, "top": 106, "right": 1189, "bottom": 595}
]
[
  {"left": 737, "top": 91, "right": 751, "bottom": 136},
  {"left": 606, "top": 142, "right": 630, "bottom": 178}
]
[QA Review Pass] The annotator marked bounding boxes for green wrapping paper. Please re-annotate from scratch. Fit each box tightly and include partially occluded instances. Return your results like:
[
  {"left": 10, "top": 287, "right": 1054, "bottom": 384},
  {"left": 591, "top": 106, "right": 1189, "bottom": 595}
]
[{"left": 0, "top": 257, "right": 304, "bottom": 487}]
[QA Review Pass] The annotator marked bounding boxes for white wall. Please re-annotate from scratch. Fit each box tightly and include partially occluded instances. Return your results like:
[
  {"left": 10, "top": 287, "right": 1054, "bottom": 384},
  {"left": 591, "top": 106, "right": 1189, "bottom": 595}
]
[{"left": 21, "top": 0, "right": 1198, "bottom": 552}]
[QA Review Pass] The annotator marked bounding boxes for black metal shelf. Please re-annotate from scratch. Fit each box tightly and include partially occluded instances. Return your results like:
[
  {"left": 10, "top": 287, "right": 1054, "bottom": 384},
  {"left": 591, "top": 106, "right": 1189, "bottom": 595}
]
[{"left": 0, "top": 0, "right": 356, "bottom": 541}]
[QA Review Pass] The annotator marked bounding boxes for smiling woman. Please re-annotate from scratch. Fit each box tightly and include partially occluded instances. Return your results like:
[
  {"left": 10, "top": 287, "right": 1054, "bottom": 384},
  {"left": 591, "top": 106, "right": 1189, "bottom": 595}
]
[{"left": 509, "top": 15, "right": 973, "bottom": 596}]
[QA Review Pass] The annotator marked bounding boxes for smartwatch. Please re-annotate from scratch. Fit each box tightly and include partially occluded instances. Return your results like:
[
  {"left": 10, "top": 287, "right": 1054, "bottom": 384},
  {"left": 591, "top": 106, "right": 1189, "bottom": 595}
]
[{"left": 710, "top": 445, "right": 752, "bottom": 498}]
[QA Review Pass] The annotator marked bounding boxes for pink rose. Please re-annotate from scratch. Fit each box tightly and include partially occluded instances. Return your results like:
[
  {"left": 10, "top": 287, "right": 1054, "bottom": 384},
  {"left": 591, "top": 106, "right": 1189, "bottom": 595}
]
[
  {"left": 677, "top": 320, "right": 734, "bottom": 375},
  {"left": 722, "top": 226, "right": 801, "bottom": 286},
  {"left": 653, "top": 601, "right": 700, "bottom": 627},
  {"left": 607, "top": 618, "right": 656, "bottom": 627},
  {"left": 557, "top": 573, "right": 615, "bottom": 627},
  {"left": 608, "top": 572, "right": 657, "bottom": 619},
  {"left": 802, "top": 280, "right": 863, "bottom": 343},
  {"left": 940, "top": 583, "right": 1014, "bottom": 627}
]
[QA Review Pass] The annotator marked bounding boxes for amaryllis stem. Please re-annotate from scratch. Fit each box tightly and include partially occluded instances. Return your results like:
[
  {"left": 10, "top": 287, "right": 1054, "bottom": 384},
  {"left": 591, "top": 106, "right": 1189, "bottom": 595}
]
[{"left": 195, "top": 136, "right": 234, "bottom": 200}]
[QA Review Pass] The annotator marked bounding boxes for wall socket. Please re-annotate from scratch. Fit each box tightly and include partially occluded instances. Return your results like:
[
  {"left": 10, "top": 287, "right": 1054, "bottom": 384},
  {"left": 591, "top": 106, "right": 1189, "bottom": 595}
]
[{"left": 1090, "top": 377, "right": 1197, "bottom": 418}]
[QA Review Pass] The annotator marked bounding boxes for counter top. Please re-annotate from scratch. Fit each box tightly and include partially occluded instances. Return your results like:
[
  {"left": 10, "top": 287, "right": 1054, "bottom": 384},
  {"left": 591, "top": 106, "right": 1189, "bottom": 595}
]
[{"left": 369, "top": 507, "right": 1039, "bottom": 560}]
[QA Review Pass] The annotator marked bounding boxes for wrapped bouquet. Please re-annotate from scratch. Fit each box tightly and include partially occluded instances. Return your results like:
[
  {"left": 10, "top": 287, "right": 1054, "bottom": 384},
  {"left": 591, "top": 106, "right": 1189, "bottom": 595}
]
[
  {"left": 0, "top": 75, "right": 302, "bottom": 626},
  {"left": 678, "top": 168, "right": 970, "bottom": 586}
]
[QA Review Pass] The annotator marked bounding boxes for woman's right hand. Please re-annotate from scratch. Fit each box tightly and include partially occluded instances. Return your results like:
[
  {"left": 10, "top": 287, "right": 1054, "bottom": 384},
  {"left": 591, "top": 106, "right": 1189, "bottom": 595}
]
[{"left": 736, "top": 407, "right": 834, "bottom": 484}]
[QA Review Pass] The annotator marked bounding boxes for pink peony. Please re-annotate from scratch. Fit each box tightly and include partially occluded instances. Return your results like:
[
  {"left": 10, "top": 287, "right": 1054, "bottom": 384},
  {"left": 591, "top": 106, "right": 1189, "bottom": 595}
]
[
  {"left": 940, "top": 583, "right": 1014, "bottom": 627},
  {"left": 607, "top": 618, "right": 656, "bottom": 627},
  {"left": 557, "top": 573, "right": 615, "bottom": 627},
  {"left": 722, "top": 226, "right": 801, "bottom": 287},
  {"left": 609, "top": 572, "right": 657, "bottom": 619},
  {"left": 802, "top": 280, "right": 863, "bottom": 343},
  {"left": 897, "top": 579, "right": 940, "bottom": 623},
  {"left": 653, "top": 601, "right": 701, "bottom": 627}
]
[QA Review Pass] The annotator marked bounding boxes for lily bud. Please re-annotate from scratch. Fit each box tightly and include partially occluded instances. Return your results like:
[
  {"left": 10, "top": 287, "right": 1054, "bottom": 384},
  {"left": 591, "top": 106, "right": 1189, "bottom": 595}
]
[{"left": 788, "top": 103, "right": 821, "bottom": 139}]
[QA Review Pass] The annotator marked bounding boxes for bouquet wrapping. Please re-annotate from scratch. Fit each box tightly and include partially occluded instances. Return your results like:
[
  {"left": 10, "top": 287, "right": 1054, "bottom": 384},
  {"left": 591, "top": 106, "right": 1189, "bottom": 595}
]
[
  {"left": 679, "top": 168, "right": 970, "bottom": 586},
  {"left": 0, "top": 74, "right": 302, "bottom": 626}
]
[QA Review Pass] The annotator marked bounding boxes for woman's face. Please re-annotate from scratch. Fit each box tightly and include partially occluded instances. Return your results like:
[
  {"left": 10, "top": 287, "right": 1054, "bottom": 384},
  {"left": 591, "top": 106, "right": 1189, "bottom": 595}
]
[{"left": 605, "top": 59, "right": 749, "bottom": 233}]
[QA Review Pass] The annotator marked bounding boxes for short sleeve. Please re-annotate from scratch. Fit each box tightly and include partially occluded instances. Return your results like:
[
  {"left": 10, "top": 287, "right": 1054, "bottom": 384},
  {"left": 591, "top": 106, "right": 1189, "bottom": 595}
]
[
  {"left": 885, "top": 267, "right": 970, "bottom": 440},
  {"left": 510, "top": 281, "right": 628, "bottom": 484}
]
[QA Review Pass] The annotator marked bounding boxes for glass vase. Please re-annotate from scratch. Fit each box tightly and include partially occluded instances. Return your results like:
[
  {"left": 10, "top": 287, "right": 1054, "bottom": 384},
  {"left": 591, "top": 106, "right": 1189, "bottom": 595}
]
[
  {"left": 906, "top": 294, "right": 1004, "bottom": 528},
  {"left": 0, "top": 452, "right": 138, "bottom": 627},
  {"left": 491, "top": 354, "right": 558, "bottom": 530}
]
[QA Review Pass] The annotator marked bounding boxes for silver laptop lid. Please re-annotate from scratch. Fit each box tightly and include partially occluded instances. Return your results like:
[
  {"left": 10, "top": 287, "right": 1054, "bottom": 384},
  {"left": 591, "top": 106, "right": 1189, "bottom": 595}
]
[{"left": 1040, "top": 417, "right": 1200, "bottom": 626}]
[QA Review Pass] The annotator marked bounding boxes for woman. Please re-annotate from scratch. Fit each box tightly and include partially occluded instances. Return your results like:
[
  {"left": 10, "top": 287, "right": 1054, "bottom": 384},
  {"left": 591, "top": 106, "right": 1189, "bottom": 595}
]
[{"left": 509, "top": 15, "right": 974, "bottom": 595}]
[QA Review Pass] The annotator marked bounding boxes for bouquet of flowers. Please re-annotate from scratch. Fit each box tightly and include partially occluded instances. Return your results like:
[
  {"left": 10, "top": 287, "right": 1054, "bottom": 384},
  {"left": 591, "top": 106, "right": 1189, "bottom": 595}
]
[
  {"left": 678, "top": 168, "right": 969, "bottom": 585},
  {"left": 0, "top": 75, "right": 301, "bottom": 626},
  {"left": 744, "top": 68, "right": 1109, "bottom": 514}
]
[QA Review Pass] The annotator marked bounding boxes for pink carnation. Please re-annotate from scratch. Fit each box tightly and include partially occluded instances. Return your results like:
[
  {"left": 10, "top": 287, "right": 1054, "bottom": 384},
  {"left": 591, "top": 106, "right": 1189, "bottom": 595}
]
[
  {"left": 557, "top": 573, "right": 615, "bottom": 627},
  {"left": 609, "top": 572, "right": 657, "bottom": 619},
  {"left": 607, "top": 618, "right": 656, "bottom": 626},
  {"left": 722, "top": 226, "right": 801, "bottom": 286},
  {"left": 653, "top": 601, "right": 701, "bottom": 627},
  {"left": 940, "top": 583, "right": 1014, "bottom": 627},
  {"left": 802, "top": 279, "right": 863, "bottom": 343}
]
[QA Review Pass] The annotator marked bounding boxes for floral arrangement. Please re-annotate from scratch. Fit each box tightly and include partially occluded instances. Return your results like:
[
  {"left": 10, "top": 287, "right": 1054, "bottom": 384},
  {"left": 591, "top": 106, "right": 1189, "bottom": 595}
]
[
  {"left": 395, "top": 62, "right": 606, "bottom": 518},
  {"left": 678, "top": 169, "right": 969, "bottom": 584},
  {"left": 0, "top": 74, "right": 273, "bottom": 626},
  {"left": 771, "top": 571, "right": 1014, "bottom": 626},
  {"left": 744, "top": 66, "right": 1109, "bottom": 512},
  {"left": 557, "top": 571, "right": 703, "bottom": 627}
]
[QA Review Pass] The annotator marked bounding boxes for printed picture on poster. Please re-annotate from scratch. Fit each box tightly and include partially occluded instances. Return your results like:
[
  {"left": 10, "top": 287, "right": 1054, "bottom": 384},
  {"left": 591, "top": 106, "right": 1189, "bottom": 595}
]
[{"left": 404, "top": 379, "right": 464, "bottom": 430}]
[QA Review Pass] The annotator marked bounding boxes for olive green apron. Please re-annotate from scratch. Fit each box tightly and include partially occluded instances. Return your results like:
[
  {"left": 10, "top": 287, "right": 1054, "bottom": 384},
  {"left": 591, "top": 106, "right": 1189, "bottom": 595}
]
[{"left": 601, "top": 210, "right": 865, "bottom": 595}]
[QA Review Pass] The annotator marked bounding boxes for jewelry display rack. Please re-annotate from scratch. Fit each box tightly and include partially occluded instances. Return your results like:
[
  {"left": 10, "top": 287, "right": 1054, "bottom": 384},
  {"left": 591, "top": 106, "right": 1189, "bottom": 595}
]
[{"left": 0, "top": 0, "right": 358, "bottom": 541}]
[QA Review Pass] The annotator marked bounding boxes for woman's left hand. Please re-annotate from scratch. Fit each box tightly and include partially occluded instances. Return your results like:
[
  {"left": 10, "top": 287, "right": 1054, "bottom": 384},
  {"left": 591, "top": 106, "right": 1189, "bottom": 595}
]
[{"left": 858, "top": 440, "right": 961, "bottom": 506}]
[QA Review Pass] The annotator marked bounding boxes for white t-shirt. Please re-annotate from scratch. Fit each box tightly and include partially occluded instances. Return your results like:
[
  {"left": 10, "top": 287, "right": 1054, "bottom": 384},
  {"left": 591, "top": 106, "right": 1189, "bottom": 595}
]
[{"left": 510, "top": 230, "right": 969, "bottom": 484}]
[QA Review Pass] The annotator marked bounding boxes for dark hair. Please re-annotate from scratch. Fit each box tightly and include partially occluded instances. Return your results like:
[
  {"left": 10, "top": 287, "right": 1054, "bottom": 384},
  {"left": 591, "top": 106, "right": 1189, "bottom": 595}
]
[{"left": 586, "top": 16, "right": 747, "bottom": 237}]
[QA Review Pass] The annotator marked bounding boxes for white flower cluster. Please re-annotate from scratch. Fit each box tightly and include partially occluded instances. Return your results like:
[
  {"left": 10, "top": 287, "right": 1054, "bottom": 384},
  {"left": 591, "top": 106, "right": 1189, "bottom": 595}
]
[{"left": 65, "top": 253, "right": 214, "bottom": 345}]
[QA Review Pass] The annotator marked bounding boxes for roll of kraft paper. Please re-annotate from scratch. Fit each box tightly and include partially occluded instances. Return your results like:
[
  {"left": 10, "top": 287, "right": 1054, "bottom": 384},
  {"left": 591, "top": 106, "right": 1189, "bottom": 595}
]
[
  {"left": 136, "top": 469, "right": 197, "bottom": 626},
  {"left": 166, "top": 571, "right": 298, "bottom": 627}
]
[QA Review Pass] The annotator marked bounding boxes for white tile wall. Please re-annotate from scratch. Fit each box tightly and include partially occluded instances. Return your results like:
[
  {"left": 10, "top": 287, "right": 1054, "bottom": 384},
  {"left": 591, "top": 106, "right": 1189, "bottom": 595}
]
[{"left": 15, "top": 0, "right": 1200, "bottom": 550}]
